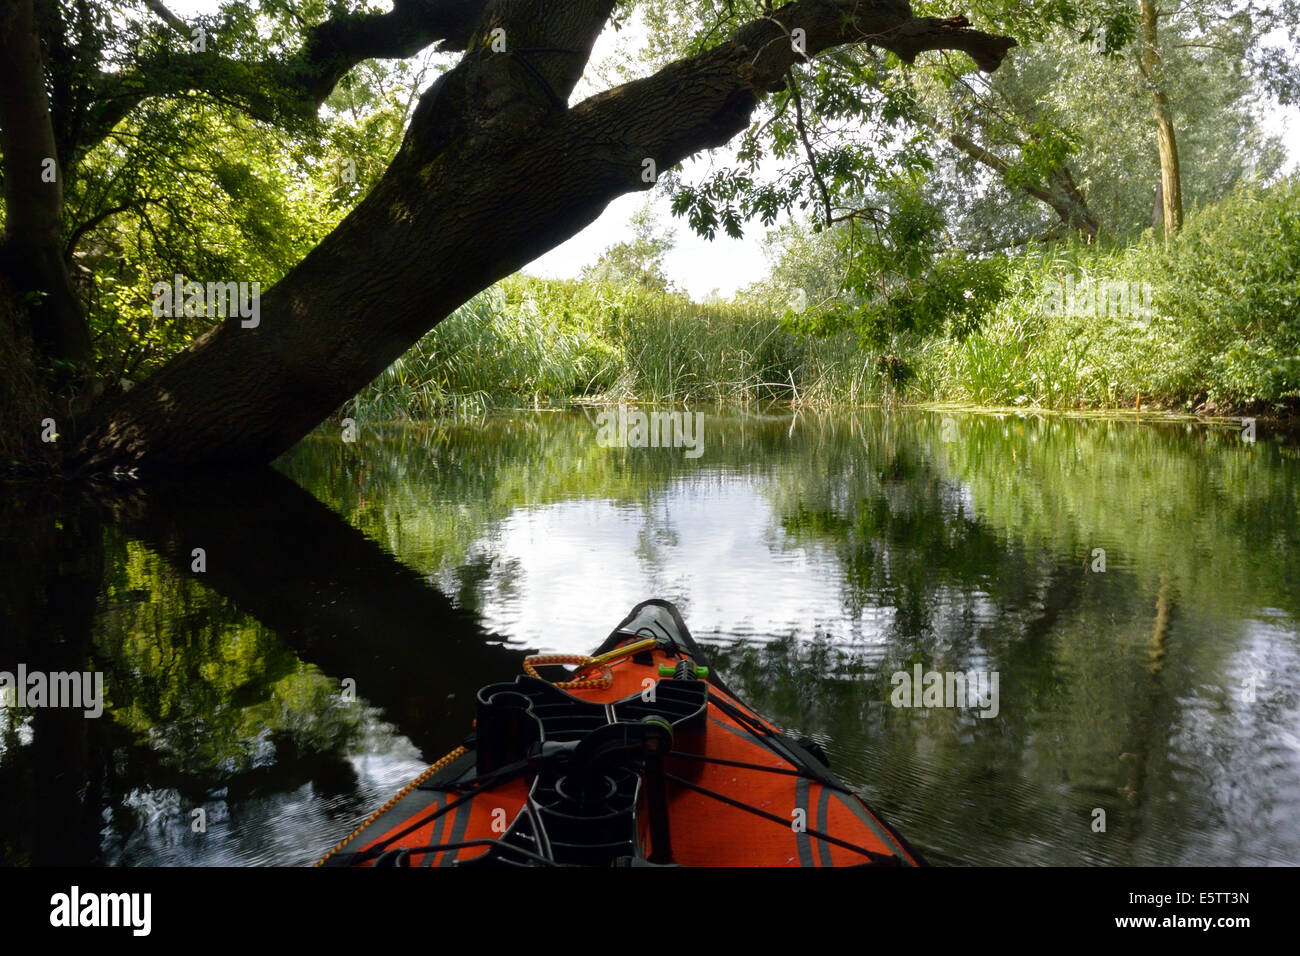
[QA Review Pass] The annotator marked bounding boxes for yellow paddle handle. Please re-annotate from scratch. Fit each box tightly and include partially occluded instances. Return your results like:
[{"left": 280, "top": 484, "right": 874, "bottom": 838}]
[{"left": 585, "top": 637, "right": 660, "bottom": 668}]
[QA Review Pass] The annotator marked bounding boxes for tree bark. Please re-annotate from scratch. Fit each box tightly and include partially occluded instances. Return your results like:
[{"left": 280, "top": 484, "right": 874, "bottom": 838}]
[
  {"left": 70, "top": 1, "right": 1014, "bottom": 475},
  {"left": 1139, "top": 0, "right": 1183, "bottom": 238},
  {"left": 0, "top": 0, "right": 93, "bottom": 366},
  {"left": 940, "top": 126, "right": 1099, "bottom": 238}
]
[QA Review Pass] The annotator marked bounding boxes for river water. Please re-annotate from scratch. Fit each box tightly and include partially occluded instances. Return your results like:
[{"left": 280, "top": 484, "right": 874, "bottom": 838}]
[{"left": 2, "top": 408, "right": 1297, "bottom": 865}]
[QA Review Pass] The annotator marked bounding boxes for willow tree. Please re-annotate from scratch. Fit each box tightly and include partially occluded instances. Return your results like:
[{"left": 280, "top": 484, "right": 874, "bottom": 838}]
[
  {"left": 1129, "top": 0, "right": 1299, "bottom": 239},
  {"left": 1, "top": 0, "right": 1017, "bottom": 474},
  {"left": 1138, "top": 0, "right": 1182, "bottom": 237}
]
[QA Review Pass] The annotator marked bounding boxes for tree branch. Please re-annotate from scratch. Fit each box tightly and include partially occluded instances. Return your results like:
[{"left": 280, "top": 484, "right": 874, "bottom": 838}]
[
  {"left": 142, "top": 0, "right": 189, "bottom": 39},
  {"left": 292, "top": 0, "right": 488, "bottom": 102},
  {"left": 569, "top": 1, "right": 1016, "bottom": 193},
  {"left": 77, "top": 0, "right": 492, "bottom": 161},
  {"left": 64, "top": 198, "right": 164, "bottom": 259},
  {"left": 787, "top": 67, "right": 835, "bottom": 226}
]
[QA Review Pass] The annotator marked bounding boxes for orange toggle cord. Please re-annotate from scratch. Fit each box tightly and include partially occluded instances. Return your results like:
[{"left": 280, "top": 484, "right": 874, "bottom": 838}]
[
  {"left": 523, "top": 637, "right": 662, "bottom": 691},
  {"left": 523, "top": 654, "right": 613, "bottom": 690}
]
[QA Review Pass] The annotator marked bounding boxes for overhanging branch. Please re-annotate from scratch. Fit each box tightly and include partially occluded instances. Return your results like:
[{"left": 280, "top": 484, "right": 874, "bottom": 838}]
[{"left": 571, "top": 1, "right": 1017, "bottom": 189}]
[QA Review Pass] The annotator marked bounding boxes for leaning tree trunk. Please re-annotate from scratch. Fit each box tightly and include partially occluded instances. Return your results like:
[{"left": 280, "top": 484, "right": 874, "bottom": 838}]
[
  {"left": 942, "top": 127, "right": 1099, "bottom": 238},
  {"left": 1139, "top": 0, "right": 1183, "bottom": 238},
  {"left": 0, "top": 0, "right": 92, "bottom": 366},
  {"left": 97, "top": 468, "right": 523, "bottom": 752},
  {"left": 70, "top": 1, "right": 1014, "bottom": 475}
]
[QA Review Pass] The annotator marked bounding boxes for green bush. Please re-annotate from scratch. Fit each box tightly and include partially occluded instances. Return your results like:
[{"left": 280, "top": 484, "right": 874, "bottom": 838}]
[
  {"left": 911, "top": 177, "right": 1300, "bottom": 412},
  {"left": 1155, "top": 177, "right": 1300, "bottom": 408}
]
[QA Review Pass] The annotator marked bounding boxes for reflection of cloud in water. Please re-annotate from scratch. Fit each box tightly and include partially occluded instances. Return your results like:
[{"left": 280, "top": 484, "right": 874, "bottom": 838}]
[
  {"left": 1166, "top": 616, "right": 1300, "bottom": 865},
  {"left": 436, "top": 475, "right": 890, "bottom": 655},
  {"left": 106, "top": 705, "right": 426, "bottom": 867},
  {"left": 0, "top": 710, "right": 36, "bottom": 756}
]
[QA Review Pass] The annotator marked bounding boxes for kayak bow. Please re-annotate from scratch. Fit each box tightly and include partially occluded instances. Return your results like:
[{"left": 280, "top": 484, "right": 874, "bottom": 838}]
[{"left": 318, "top": 599, "right": 923, "bottom": 867}]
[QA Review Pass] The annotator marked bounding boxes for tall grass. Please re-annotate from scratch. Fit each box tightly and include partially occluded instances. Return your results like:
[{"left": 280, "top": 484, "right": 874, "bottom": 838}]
[
  {"left": 346, "top": 283, "right": 616, "bottom": 420},
  {"left": 347, "top": 278, "right": 896, "bottom": 420},
  {"left": 604, "top": 292, "right": 805, "bottom": 404}
]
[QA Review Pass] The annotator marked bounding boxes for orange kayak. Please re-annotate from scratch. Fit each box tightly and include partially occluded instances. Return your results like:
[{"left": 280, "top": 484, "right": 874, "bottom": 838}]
[{"left": 317, "top": 600, "right": 924, "bottom": 867}]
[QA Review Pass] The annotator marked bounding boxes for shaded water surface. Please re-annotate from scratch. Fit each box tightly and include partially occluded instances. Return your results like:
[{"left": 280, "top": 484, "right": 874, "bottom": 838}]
[{"left": 2, "top": 409, "right": 1297, "bottom": 865}]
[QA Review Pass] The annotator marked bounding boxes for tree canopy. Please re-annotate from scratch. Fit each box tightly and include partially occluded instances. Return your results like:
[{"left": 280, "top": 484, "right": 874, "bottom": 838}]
[{"left": 2, "top": 1, "right": 1295, "bottom": 472}]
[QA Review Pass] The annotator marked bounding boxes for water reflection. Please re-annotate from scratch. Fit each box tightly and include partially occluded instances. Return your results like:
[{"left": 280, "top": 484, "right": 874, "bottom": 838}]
[
  {"left": 1, "top": 471, "right": 522, "bottom": 866},
  {"left": 1, "top": 408, "right": 1297, "bottom": 866},
  {"left": 281, "top": 409, "right": 1300, "bottom": 865}
]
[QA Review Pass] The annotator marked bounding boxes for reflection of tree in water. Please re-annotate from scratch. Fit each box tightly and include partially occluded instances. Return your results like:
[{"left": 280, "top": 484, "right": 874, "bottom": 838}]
[
  {"left": 705, "top": 632, "right": 875, "bottom": 738},
  {"left": 697, "top": 412, "right": 1297, "bottom": 864},
  {"left": 449, "top": 552, "right": 521, "bottom": 615},
  {"left": 1, "top": 470, "right": 520, "bottom": 865},
  {"left": 5, "top": 409, "right": 1288, "bottom": 864},
  {"left": 1117, "top": 574, "right": 1177, "bottom": 814},
  {"left": 96, "top": 532, "right": 364, "bottom": 787},
  {"left": 1, "top": 490, "right": 107, "bottom": 865},
  {"left": 775, "top": 420, "right": 1085, "bottom": 660}
]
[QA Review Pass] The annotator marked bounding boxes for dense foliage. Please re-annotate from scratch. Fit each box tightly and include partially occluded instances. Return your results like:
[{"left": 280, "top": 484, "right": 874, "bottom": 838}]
[{"left": 6, "top": 0, "right": 1298, "bottom": 444}]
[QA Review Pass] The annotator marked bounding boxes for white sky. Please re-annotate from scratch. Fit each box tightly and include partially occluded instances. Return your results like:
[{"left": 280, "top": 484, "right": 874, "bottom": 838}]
[
  {"left": 523, "top": 174, "right": 774, "bottom": 302},
  {"left": 146, "top": 3, "right": 1300, "bottom": 301}
]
